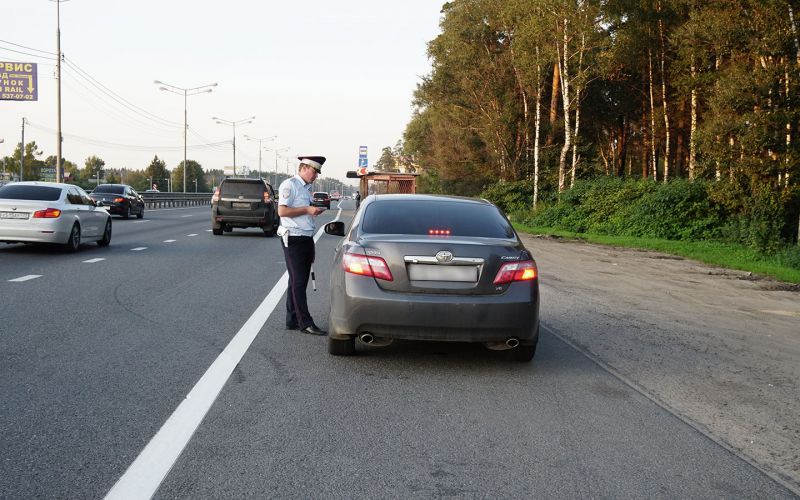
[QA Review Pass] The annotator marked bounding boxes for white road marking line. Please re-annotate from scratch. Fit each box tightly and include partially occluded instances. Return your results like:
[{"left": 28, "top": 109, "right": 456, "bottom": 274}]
[
  {"left": 205, "top": 229, "right": 212, "bottom": 232},
  {"left": 132, "top": 220, "right": 151, "bottom": 224},
  {"left": 131, "top": 247, "right": 148, "bottom": 251},
  {"left": 83, "top": 258, "right": 106, "bottom": 264},
  {"left": 8, "top": 274, "right": 42, "bottom": 282},
  {"left": 105, "top": 227, "right": 325, "bottom": 499},
  {"left": 181, "top": 215, "right": 193, "bottom": 218},
  {"left": 187, "top": 233, "right": 198, "bottom": 237},
  {"left": 163, "top": 240, "right": 176, "bottom": 243}
]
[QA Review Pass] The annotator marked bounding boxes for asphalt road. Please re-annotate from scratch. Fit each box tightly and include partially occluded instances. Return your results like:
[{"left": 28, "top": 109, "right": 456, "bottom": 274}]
[{"left": 0, "top": 201, "right": 796, "bottom": 499}]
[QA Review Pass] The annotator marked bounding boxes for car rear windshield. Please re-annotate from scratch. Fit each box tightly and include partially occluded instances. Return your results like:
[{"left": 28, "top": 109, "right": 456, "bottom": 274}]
[
  {"left": 220, "top": 181, "right": 264, "bottom": 197},
  {"left": 361, "top": 199, "right": 515, "bottom": 238},
  {"left": 0, "top": 185, "right": 62, "bottom": 201},
  {"left": 92, "top": 185, "right": 125, "bottom": 194},
  {"left": 314, "top": 193, "right": 329, "bottom": 198}
]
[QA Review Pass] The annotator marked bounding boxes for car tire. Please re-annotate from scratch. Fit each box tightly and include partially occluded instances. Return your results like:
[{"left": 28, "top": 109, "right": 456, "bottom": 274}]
[
  {"left": 510, "top": 344, "right": 536, "bottom": 362},
  {"left": 136, "top": 206, "right": 144, "bottom": 219},
  {"left": 65, "top": 223, "right": 81, "bottom": 252},
  {"left": 328, "top": 336, "right": 355, "bottom": 356},
  {"left": 123, "top": 206, "right": 131, "bottom": 219},
  {"left": 262, "top": 226, "right": 274, "bottom": 237},
  {"left": 223, "top": 226, "right": 232, "bottom": 232},
  {"left": 212, "top": 226, "right": 223, "bottom": 235},
  {"left": 97, "top": 219, "right": 112, "bottom": 246}
]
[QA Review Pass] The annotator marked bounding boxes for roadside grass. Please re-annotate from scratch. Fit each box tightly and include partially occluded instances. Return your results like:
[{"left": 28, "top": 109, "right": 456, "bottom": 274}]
[{"left": 514, "top": 224, "right": 800, "bottom": 285}]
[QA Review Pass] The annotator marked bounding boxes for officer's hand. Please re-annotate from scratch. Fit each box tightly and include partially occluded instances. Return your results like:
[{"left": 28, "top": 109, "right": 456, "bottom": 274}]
[{"left": 308, "top": 206, "right": 325, "bottom": 216}]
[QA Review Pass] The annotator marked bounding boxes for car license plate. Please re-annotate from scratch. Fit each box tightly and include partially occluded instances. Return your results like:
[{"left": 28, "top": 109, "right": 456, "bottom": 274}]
[
  {"left": 232, "top": 202, "right": 250, "bottom": 209},
  {"left": 0, "top": 211, "right": 30, "bottom": 220},
  {"left": 408, "top": 264, "right": 478, "bottom": 282}
]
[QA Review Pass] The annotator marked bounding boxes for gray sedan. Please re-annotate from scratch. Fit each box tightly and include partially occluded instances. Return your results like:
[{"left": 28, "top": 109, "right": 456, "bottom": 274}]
[
  {"left": 0, "top": 182, "right": 112, "bottom": 251},
  {"left": 323, "top": 194, "right": 540, "bottom": 361}
]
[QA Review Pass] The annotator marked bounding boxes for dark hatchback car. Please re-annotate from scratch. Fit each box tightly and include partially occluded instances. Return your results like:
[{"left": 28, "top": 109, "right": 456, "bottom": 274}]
[
  {"left": 211, "top": 178, "right": 279, "bottom": 236},
  {"left": 324, "top": 194, "right": 540, "bottom": 361},
  {"left": 89, "top": 184, "right": 144, "bottom": 219},
  {"left": 312, "top": 191, "right": 331, "bottom": 209}
]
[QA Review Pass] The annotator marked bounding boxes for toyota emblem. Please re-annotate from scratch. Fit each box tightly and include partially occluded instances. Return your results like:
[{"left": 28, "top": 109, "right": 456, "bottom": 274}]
[{"left": 435, "top": 251, "right": 454, "bottom": 263}]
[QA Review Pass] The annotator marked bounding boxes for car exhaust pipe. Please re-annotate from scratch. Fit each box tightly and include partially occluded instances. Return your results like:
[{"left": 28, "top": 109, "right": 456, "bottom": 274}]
[
  {"left": 483, "top": 337, "right": 521, "bottom": 351},
  {"left": 359, "top": 333, "right": 375, "bottom": 344}
]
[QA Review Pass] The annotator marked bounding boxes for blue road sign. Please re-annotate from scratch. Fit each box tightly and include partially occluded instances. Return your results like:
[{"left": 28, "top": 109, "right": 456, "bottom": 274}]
[
  {"left": 1, "top": 62, "right": 38, "bottom": 101},
  {"left": 358, "top": 146, "right": 368, "bottom": 167}
]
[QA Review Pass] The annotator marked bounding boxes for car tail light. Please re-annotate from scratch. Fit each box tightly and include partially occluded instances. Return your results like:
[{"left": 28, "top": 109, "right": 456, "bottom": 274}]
[
  {"left": 32, "top": 208, "right": 62, "bottom": 218},
  {"left": 493, "top": 260, "right": 537, "bottom": 285},
  {"left": 263, "top": 191, "right": 271, "bottom": 202},
  {"left": 211, "top": 188, "right": 220, "bottom": 203},
  {"left": 113, "top": 197, "right": 125, "bottom": 203},
  {"left": 343, "top": 251, "right": 393, "bottom": 281}
]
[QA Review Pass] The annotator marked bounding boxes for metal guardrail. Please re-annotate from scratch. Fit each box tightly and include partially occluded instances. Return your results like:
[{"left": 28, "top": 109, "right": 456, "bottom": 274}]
[{"left": 141, "top": 192, "right": 212, "bottom": 209}]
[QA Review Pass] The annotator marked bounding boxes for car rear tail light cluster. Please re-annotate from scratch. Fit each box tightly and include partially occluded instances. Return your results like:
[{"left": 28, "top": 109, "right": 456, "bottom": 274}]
[
  {"left": 32, "top": 208, "right": 62, "bottom": 218},
  {"left": 343, "top": 250, "right": 394, "bottom": 281},
  {"left": 493, "top": 260, "right": 537, "bottom": 285},
  {"left": 211, "top": 188, "right": 220, "bottom": 203},
  {"left": 263, "top": 191, "right": 271, "bottom": 203},
  {"left": 113, "top": 197, "right": 125, "bottom": 203}
]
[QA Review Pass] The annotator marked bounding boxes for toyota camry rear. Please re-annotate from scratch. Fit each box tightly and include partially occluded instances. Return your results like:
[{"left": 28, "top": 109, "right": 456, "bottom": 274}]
[{"left": 323, "top": 194, "right": 540, "bottom": 361}]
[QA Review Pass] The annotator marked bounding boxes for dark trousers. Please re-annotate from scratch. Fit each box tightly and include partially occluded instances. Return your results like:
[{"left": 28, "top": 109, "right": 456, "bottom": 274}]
[{"left": 282, "top": 235, "right": 315, "bottom": 329}]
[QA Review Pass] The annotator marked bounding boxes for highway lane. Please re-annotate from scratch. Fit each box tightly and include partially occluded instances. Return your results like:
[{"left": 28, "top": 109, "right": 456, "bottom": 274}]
[
  {"left": 0, "top": 205, "right": 341, "bottom": 499},
  {"left": 0, "top": 201, "right": 795, "bottom": 498}
]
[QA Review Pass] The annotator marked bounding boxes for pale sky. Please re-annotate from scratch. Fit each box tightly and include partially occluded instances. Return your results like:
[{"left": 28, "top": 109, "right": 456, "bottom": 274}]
[{"left": 1, "top": 0, "right": 444, "bottom": 186}]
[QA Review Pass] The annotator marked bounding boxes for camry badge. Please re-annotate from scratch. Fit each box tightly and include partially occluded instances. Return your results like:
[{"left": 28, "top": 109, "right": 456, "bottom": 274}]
[{"left": 435, "top": 251, "right": 454, "bottom": 263}]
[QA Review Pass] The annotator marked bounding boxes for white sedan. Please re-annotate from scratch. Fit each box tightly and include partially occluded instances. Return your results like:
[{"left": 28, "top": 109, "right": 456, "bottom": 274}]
[{"left": 0, "top": 181, "right": 112, "bottom": 251}]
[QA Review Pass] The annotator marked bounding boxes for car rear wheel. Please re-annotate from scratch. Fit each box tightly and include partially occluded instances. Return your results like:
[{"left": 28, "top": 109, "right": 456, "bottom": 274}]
[
  {"left": 212, "top": 226, "right": 223, "bottom": 235},
  {"left": 223, "top": 226, "right": 233, "bottom": 232},
  {"left": 262, "top": 226, "right": 274, "bottom": 237},
  {"left": 97, "top": 220, "right": 112, "bottom": 246},
  {"left": 123, "top": 206, "right": 131, "bottom": 219},
  {"left": 328, "top": 336, "right": 355, "bottom": 356},
  {"left": 510, "top": 344, "right": 536, "bottom": 362},
  {"left": 65, "top": 223, "right": 81, "bottom": 252},
  {"left": 136, "top": 206, "right": 144, "bottom": 219}
]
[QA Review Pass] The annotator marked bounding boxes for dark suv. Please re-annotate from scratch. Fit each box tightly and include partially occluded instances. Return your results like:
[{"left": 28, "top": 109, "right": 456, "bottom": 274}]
[
  {"left": 312, "top": 191, "right": 331, "bottom": 209},
  {"left": 211, "top": 178, "right": 280, "bottom": 236}
]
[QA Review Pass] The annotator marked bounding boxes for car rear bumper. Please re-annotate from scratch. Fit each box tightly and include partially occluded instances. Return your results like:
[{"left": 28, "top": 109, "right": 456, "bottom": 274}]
[
  {"left": 0, "top": 221, "right": 69, "bottom": 244},
  {"left": 329, "top": 274, "right": 539, "bottom": 343},
  {"left": 105, "top": 205, "right": 125, "bottom": 214},
  {"left": 212, "top": 209, "right": 274, "bottom": 228}
]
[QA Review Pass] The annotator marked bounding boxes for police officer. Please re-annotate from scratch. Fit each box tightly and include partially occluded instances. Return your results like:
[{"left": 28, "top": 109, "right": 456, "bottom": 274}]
[{"left": 278, "top": 156, "right": 327, "bottom": 335}]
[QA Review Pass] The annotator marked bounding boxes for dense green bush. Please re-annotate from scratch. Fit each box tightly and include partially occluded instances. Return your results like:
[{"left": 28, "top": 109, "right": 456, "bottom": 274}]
[
  {"left": 613, "top": 179, "right": 724, "bottom": 240},
  {"left": 710, "top": 178, "right": 799, "bottom": 253},
  {"left": 497, "top": 176, "right": 796, "bottom": 253},
  {"left": 479, "top": 180, "right": 535, "bottom": 214}
]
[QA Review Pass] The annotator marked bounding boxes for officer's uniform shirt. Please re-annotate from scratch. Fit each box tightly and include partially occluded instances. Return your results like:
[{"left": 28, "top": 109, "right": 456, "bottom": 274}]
[{"left": 278, "top": 174, "right": 315, "bottom": 237}]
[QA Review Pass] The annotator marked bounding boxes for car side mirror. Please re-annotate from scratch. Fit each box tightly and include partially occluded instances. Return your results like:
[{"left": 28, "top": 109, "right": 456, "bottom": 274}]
[
  {"left": 324, "top": 221, "right": 345, "bottom": 237},
  {"left": 95, "top": 200, "right": 104, "bottom": 207}
]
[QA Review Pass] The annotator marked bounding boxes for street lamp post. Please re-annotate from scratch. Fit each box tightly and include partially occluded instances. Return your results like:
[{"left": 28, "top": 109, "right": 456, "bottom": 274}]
[
  {"left": 155, "top": 80, "right": 217, "bottom": 192},
  {"left": 244, "top": 135, "right": 276, "bottom": 180},
  {"left": 275, "top": 146, "right": 289, "bottom": 179},
  {"left": 213, "top": 116, "right": 255, "bottom": 176},
  {"left": 50, "top": 0, "right": 69, "bottom": 183}
]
